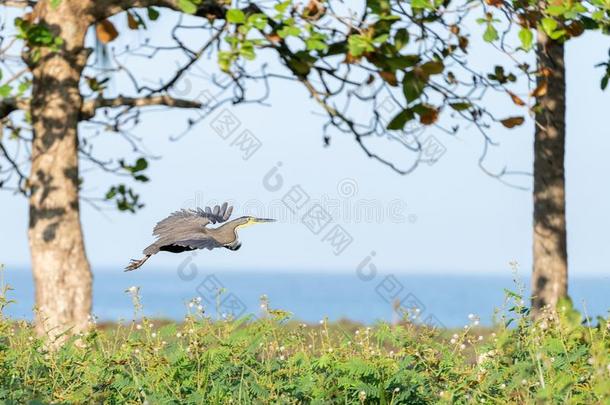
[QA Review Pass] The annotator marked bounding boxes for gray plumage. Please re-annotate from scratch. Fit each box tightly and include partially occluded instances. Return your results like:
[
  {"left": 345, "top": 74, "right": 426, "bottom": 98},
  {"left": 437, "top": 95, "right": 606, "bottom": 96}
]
[{"left": 125, "top": 202, "right": 275, "bottom": 271}]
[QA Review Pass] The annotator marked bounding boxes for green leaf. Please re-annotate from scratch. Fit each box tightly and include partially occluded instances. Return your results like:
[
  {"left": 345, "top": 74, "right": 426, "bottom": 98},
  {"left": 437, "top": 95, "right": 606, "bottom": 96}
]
[
  {"left": 17, "top": 80, "right": 31, "bottom": 95},
  {"left": 421, "top": 60, "right": 444, "bottom": 75},
  {"left": 449, "top": 102, "right": 472, "bottom": 111},
  {"left": 50, "top": 0, "right": 61, "bottom": 9},
  {"left": 218, "top": 51, "right": 233, "bottom": 72},
  {"left": 541, "top": 17, "right": 558, "bottom": 36},
  {"left": 105, "top": 188, "right": 117, "bottom": 199},
  {"left": 402, "top": 71, "right": 425, "bottom": 103},
  {"left": 348, "top": 35, "right": 374, "bottom": 57},
  {"left": 240, "top": 41, "right": 256, "bottom": 60},
  {"left": 394, "top": 28, "right": 409, "bottom": 50},
  {"left": 412, "top": 0, "right": 431, "bottom": 9},
  {"left": 387, "top": 109, "right": 414, "bottom": 130},
  {"left": 286, "top": 57, "right": 311, "bottom": 76},
  {"left": 227, "top": 9, "right": 246, "bottom": 24},
  {"left": 591, "top": 10, "right": 604, "bottom": 21},
  {"left": 483, "top": 24, "right": 498, "bottom": 42},
  {"left": 518, "top": 28, "right": 533, "bottom": 51},
  {"left": 367, "top": 0, "right": 391, "bottom": 14},
  {"left": 549, "top": 29, "right": 566, "bottom": 40},
  {"left": 274, "top": 1, "right": 291, "bottom": 14},
  {"left": 147, "top": 7, "right": 160, "bottom": 21},
  {"left": 0, "top": 84, "right": 11, "bottom": 98},
  {"left": 178, "top": 0, "right": 197, "bottom": 14},
  {"left": 546, "top": 5, "right": 565, "bottom": 16},
  {"left": 601, "top": 75, "right": 609, "bottom": 90},
  {"left": 248, "top": 13, "right": 268, "bottom": 30},
  {"left": 386, "top": 55, "right": 420, "bottom": 70},
  {"left": 306, "top": 38, "right": 328, "bottom": 51},
  {"left": 278, "top": 25, "right": 301, "bottom": 38},
  {"left": 373, "top": 34, "right": 389, "bottom": 44},
  {"left": 132, "top": 158, "right": 148, "bottom": 172}
]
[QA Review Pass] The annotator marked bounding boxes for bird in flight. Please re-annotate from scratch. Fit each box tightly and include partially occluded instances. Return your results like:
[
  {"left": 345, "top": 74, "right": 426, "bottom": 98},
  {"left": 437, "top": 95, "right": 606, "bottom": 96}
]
[{"left": 125, "top": 202, "right": 275, "bottom": 271}]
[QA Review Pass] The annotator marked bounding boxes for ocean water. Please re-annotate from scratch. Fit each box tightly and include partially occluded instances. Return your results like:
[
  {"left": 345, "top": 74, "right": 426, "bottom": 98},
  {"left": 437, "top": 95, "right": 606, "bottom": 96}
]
[{"left": 3, "top": 268, "right": 609, "bottom": 328}]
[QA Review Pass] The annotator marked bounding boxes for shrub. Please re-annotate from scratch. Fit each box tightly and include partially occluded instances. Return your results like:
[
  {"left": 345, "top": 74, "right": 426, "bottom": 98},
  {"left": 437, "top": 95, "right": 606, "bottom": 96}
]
[{"left": 0, "top": 275, "right": 608, "bottom": 403}]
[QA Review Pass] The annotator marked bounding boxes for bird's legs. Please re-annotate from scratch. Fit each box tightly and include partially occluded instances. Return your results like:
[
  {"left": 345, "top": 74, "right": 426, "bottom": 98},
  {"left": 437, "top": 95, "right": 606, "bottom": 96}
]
[{"left": 125, "top": 255, "right": 151, "bottom": 271}]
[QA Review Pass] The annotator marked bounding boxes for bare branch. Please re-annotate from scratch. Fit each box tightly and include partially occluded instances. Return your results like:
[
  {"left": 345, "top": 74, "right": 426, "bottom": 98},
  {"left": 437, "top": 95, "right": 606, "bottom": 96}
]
[
  {"left": 0, "top": 141, "right": 28, "bottom": 194},
  {"left": 80, "top": 95, "right": 203, "bottom": 119}
]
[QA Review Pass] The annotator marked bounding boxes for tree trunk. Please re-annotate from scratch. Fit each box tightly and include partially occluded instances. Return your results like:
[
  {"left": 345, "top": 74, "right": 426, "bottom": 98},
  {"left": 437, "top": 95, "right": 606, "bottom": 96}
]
[
  {"left": 531, "top": 29, "right": 568, "bottom": 318},
  {"left": 27, "top": 2, "right": 92, "bottom": 341}
]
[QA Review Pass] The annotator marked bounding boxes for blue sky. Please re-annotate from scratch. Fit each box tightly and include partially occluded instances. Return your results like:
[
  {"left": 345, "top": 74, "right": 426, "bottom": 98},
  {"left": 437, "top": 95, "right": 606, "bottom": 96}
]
[{"left": 1, "top": 8, "right": 610, "bottom": 278}]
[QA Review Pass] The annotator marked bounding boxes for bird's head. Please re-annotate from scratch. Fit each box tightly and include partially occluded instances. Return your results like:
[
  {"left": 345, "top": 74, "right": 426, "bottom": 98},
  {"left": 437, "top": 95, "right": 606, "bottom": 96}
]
[{"left": 235, "top": 216, "right": 276, "bottom": 229}]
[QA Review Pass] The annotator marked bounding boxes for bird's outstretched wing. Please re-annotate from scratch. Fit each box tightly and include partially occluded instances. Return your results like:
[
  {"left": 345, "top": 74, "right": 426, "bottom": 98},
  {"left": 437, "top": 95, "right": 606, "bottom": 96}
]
[
  {"left": 152, "top": 202, "right": 234, "bottom": 237},
  {"left": 130, "top": 203, "right": 234, "bottom": 269}
]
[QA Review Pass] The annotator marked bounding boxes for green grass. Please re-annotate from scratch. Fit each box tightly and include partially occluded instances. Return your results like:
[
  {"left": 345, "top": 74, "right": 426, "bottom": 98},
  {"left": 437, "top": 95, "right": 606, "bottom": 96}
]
[{"left": 0, "top": 279, "right": 609, "bottom": 404}]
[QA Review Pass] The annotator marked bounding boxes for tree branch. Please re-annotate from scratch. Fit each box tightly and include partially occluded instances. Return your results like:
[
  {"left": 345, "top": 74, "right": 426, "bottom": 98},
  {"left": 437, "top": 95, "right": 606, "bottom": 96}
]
[
  {"left": 80, "top": 94, "right": 203, "bottom": 119},
  {"left": 0, "top": 141, "right": 28, "bottom": 194},
  {"left": 0, "top": 0, "right": 35, "bottom": 8},
  {"left": 0, "top": 98, "right": 29, "bottom": 120},
  {"left": 89, "top": 0, "right": 227, "bottom": 21}
]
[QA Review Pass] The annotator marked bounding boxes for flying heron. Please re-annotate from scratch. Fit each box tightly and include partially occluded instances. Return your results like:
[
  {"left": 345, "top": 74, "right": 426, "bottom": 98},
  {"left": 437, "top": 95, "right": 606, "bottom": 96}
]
[{"left": 125, "top": 202, "right": 275, "bottom": 271}]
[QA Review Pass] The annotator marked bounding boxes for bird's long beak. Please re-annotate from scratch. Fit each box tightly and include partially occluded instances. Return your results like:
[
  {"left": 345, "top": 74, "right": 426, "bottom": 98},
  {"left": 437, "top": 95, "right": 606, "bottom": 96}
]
[{"left": 253, "top": 217, "right": 276, "bottom": 223}]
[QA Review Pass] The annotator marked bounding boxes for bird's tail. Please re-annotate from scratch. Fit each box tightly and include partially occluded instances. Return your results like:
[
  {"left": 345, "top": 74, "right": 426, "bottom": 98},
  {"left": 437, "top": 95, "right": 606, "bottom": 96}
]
[{"left": 124, "top": 255, "right": 151, "bottom": 272}]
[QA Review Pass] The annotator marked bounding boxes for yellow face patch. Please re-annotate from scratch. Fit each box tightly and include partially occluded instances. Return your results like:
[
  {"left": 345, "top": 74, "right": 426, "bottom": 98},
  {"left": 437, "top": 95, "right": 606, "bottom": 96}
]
[{"left": 236, "top": 218, "right": 256, "bottom": 229}]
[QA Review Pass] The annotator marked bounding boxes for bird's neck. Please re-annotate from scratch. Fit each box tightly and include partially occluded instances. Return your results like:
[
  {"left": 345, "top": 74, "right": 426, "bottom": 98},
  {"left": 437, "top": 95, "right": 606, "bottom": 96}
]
[{"left": 212, "top": 220, "right": 242, "bottom": 244}]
